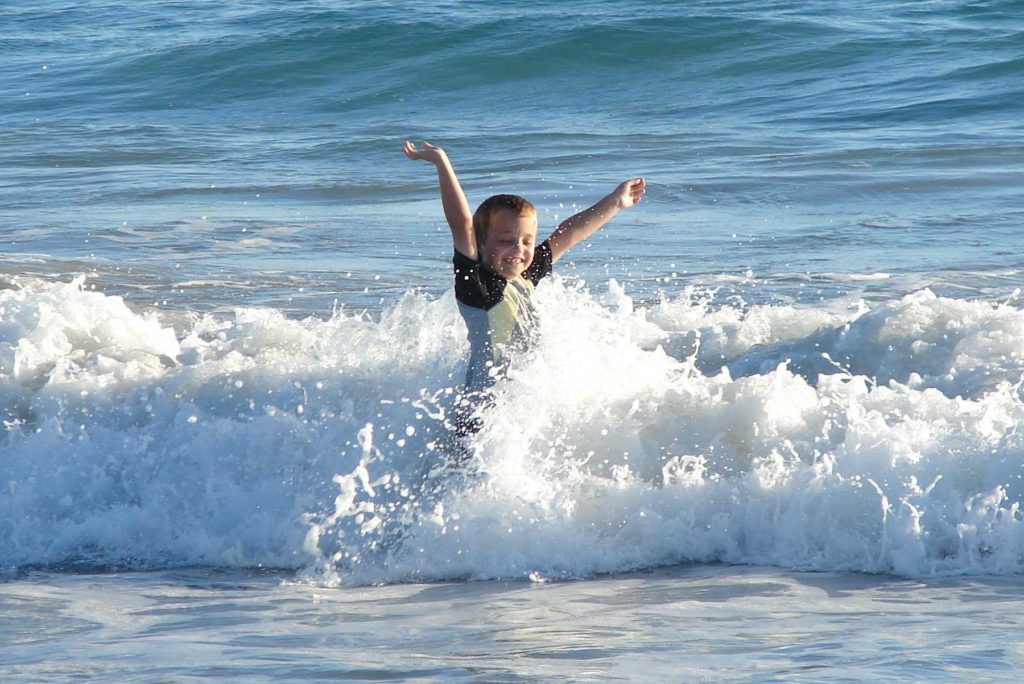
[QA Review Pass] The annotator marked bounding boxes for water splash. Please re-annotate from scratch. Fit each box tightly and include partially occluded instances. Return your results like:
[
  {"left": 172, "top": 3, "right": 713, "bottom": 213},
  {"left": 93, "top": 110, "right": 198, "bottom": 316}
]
[{"left": 3, "top": 276, "right": 1023, "bottom": 582}]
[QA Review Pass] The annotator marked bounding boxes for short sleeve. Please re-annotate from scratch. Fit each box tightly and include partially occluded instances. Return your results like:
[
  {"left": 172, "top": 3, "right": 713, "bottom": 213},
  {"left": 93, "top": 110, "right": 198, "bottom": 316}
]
[
  {"left": 454, "top": 247, "right": 504, "bottom": 309},
  {"left": 523, "top": 239, "right": 553, "bottom": 286}
]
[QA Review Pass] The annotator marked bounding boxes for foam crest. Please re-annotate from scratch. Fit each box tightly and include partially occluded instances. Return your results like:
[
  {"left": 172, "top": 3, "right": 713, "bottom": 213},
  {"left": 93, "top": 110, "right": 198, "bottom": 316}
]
[
  {"left": 304, "top": 280, "right": 1024, "bottom": 584},
  {"left": 722, "top": 289, "right": 1024, "bottom": 399},
  {"left": 1, "top": 278, "right": 463, "bottom": 571},
  {"left": 2, "top": 278, "right": 1023, "bottom": 583}
]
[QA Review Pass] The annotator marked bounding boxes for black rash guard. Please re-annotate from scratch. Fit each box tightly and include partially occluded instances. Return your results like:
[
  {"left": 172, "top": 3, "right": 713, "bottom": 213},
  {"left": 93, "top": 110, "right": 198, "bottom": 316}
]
[{"left": 452, "top": 239, "right": 553, "bottom": 392}]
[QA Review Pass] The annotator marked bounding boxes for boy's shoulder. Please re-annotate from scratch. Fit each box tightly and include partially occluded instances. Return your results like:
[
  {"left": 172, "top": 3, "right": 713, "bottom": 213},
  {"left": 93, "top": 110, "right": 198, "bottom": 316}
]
[{"left": 524, "top": 240, "right": 553, "bottom": 284}]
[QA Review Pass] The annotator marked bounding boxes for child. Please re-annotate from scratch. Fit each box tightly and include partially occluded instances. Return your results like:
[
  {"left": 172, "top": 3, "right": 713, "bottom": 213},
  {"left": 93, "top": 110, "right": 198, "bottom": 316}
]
[{"left": 403, "top": 140, "right": 645, "bottom": 434}]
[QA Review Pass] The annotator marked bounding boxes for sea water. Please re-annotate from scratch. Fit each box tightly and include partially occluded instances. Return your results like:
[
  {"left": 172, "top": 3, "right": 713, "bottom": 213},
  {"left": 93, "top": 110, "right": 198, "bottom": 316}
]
[{"left": 2, "top": 1, "right": 1024, "bottom": 681}]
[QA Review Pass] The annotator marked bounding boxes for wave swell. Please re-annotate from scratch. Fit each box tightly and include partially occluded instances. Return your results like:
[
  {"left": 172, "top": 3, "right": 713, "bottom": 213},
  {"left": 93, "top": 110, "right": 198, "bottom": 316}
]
[{"left": 2, "top": 277, "right": 1023, "bottom": 583}]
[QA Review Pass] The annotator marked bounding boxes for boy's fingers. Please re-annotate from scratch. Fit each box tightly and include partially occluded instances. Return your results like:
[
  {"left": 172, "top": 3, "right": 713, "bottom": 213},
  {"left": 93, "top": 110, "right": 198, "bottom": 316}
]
[{"left": 627, "top": 178, "right": 645, "bottom": 205}]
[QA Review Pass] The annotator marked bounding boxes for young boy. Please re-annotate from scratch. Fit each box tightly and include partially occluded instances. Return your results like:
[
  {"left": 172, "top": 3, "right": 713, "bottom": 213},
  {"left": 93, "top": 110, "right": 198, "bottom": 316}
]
[{"left": 403, "top": 140, "right": 645, "bottom": 433}]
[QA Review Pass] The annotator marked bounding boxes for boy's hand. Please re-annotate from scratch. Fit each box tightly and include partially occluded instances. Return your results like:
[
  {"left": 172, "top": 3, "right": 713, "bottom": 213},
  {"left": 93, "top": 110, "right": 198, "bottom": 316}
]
[
  {"left": 614, "top": 177, "right": 646, "bottom": 209},
  {"left": 403, "top": 140, "right": 447, "bottom": 165}
]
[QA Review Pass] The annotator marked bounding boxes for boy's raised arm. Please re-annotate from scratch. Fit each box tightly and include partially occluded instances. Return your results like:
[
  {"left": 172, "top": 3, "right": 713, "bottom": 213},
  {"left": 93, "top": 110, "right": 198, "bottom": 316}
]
[
  {"left": 403, "top": 140, "right": 477, "bottom": 260},
  {"left": 547, "top": 178, "right": 645, "bottom": 263}
]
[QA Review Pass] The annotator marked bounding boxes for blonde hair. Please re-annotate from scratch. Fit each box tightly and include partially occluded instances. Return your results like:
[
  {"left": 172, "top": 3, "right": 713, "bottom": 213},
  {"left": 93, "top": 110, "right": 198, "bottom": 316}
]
[{"left": 472, "top": 194, "right": 536, "bottom": 249}]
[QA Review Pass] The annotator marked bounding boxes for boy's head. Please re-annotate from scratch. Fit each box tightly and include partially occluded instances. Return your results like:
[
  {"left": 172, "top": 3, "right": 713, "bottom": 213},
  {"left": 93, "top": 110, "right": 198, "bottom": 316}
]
[{"left": 473, "top": 194, "right": 539, "bottom": 279}]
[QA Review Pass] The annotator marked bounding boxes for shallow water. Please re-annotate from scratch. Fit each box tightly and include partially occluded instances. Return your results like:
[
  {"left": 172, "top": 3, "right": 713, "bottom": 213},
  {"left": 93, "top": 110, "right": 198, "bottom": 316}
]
[{"left": 3, "top": 566, "right": 1022, "bottom": 682}]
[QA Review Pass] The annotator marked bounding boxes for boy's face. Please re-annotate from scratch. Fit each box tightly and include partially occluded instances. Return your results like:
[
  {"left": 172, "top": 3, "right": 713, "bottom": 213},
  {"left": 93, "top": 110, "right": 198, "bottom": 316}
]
[{"left": 482, "top": 208, "right": 538, "bottom": 279}]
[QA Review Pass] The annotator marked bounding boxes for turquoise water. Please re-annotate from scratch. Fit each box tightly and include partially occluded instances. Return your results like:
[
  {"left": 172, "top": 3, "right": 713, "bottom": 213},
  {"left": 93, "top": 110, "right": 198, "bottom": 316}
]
[
  {"left": 2, "top": 1, "right": 1024, "bottom": 680},
  {"left": 3, "top": 1, "right": 1022, "bottom": 312}
]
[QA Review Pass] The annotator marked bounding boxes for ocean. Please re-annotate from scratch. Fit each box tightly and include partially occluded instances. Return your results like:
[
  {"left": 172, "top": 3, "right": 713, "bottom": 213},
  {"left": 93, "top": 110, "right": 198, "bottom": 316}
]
[{"left": 2, "top": 0, "right": 1023, "bottom": 680}]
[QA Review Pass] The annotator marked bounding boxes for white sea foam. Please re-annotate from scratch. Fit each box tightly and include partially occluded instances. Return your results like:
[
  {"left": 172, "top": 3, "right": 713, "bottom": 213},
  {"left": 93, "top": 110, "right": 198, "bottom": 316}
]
[{"left": 2, "top": 277, "right": 1023, "bottom": 583}]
